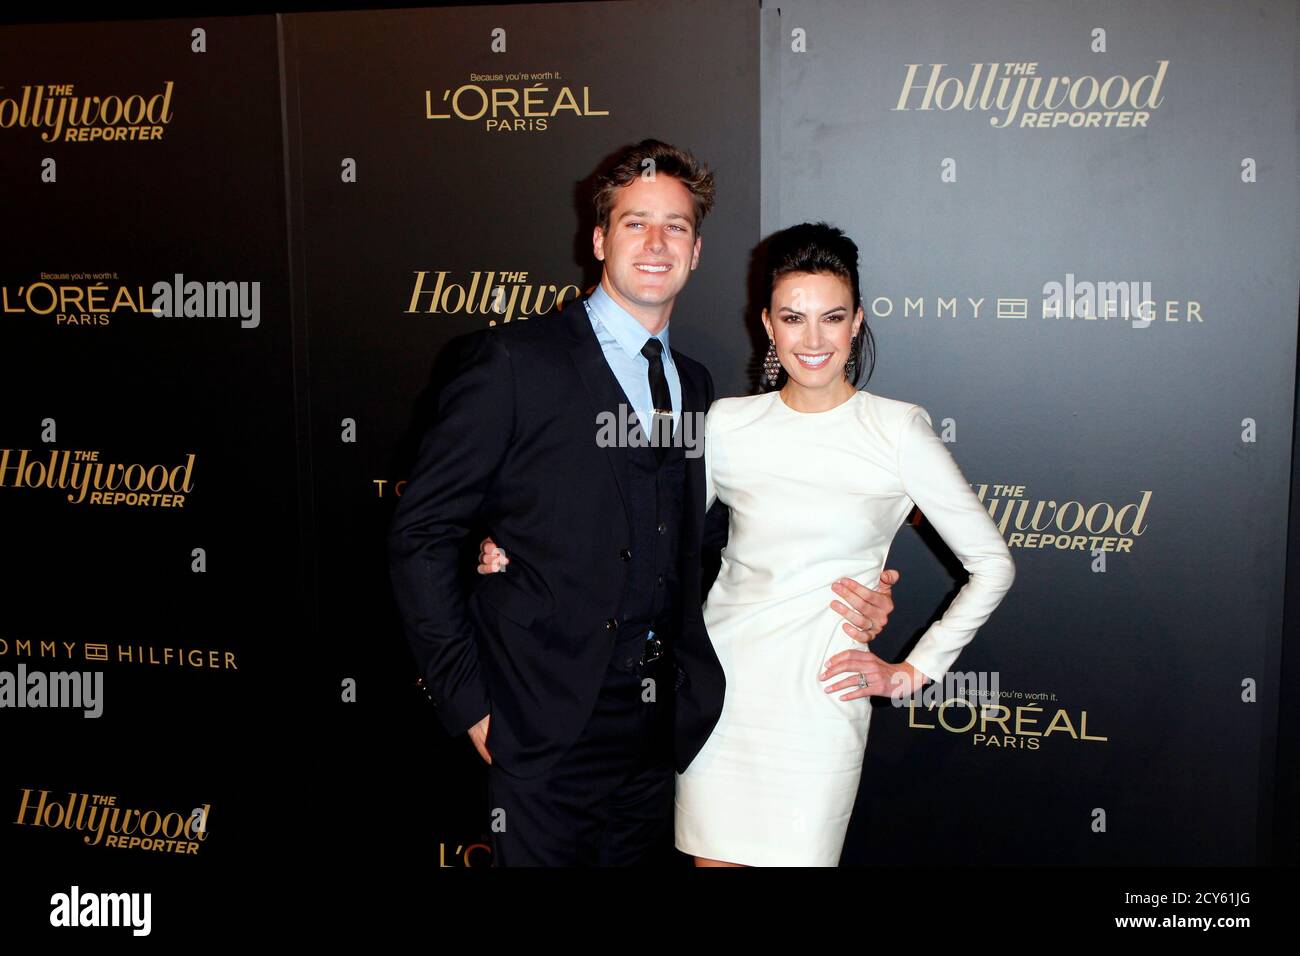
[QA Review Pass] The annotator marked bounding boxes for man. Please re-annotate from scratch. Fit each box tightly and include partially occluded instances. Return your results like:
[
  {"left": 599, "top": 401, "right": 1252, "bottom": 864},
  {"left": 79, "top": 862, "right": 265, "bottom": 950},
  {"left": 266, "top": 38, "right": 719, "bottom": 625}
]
[{"left": 388, "top": 139, "right": 899, "bottom": 866}]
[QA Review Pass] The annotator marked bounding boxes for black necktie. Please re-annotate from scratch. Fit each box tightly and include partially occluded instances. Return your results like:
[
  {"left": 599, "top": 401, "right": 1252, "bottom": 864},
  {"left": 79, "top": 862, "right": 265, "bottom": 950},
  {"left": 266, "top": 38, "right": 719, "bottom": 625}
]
[{"left": 640, "top": 337, "right": 673, "bottom": 460}]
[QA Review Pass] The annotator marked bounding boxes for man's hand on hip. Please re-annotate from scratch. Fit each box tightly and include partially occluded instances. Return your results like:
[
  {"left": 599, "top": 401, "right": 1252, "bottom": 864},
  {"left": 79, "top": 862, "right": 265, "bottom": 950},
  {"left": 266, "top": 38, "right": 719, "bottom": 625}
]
[
  {"left": 478, "top": 536, "right": 508, "bottom": 574},
  {"left": 828, "top": 569, "right": 899, "bottom": 644}
]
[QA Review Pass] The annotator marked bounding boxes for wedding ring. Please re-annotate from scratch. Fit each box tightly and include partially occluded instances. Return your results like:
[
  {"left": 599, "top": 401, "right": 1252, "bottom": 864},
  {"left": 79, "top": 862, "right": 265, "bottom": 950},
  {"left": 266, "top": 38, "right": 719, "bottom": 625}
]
[{"left": 856, "top": 673, "right": 868, "bottom": 688}]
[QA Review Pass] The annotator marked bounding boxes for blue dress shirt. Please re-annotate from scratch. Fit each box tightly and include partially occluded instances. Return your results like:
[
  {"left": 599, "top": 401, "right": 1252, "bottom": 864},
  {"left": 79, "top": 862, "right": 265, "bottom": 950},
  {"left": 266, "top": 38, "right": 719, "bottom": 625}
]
[{"left": 583, "top": 282, "right": 682, "bottom": 438}]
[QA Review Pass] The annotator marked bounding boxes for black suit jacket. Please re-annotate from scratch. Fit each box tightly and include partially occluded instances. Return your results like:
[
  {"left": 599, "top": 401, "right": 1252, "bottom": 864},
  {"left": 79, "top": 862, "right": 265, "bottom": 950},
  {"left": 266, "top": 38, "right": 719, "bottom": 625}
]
[{"left": 389, "top": 295, "right": 727, "bottom": 779}]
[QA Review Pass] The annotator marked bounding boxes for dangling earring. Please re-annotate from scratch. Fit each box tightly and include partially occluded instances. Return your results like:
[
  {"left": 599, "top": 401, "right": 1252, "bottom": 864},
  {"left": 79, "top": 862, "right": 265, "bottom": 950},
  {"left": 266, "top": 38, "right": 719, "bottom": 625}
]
[
  {"left": 844, "top": 336, "right": 860, "bottom": 381},
  {"left": 762, "top": 338, "right": 781, "bottom": 386}
]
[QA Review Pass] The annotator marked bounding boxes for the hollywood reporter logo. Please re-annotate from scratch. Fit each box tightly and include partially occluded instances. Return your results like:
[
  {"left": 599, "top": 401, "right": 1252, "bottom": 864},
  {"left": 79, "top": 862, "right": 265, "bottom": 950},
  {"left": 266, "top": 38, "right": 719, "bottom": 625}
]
[
  {"left": 595, "top": 405, "right": 704, "bottom": 458},
  {"left": 16, "top": 788, "right": 212, "bottom": 855},
  {"left": 894, "top": 60, "right": 1168, "bottom": 129}
]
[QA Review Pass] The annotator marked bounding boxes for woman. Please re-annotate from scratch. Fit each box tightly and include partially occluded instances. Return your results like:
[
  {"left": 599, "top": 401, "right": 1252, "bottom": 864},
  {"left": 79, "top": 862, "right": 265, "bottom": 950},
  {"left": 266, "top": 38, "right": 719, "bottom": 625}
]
[
  {"left": 673, "top": 221, "right": 1015, "bottom": 866},
  {"left": 480, "top": 222, "right": 1015, "bottom": 867}
]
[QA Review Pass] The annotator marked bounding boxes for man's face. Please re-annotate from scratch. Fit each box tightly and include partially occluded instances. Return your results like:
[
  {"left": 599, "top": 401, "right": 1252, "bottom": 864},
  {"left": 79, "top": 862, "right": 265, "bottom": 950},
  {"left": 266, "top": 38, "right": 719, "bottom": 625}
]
[{"left": 593, "top": 173, "right": 702, "bottom": 315}]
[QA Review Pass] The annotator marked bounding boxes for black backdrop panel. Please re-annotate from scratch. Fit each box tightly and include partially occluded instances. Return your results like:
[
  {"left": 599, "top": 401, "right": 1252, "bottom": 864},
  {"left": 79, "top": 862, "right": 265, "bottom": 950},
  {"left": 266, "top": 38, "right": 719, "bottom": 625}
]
[
  {"left": 0, "top": 15, "right": 299, "bottom": 929},
  {"left": 280, "top": 0, "right": 760, "bottom": 869}
]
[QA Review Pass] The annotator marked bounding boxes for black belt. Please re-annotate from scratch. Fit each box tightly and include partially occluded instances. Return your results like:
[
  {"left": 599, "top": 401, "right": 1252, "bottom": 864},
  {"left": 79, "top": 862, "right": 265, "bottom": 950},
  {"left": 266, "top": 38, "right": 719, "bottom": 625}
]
[
  {"left": 613, "top": 627, "right": 672, "bottom": 672},
  {"left": 641, "top": 630, "right": 665, "bottom": 665}
]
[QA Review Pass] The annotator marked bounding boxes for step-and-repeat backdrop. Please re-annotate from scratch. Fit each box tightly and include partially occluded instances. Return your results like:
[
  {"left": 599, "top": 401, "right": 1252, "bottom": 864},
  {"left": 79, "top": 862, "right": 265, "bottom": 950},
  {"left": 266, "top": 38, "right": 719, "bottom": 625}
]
[
  {"left": 1, "top": 0, "right": 1295, "bottom": 912},
  {"left": 766, "top": 0, "right": 1298, "bottom": 866}
]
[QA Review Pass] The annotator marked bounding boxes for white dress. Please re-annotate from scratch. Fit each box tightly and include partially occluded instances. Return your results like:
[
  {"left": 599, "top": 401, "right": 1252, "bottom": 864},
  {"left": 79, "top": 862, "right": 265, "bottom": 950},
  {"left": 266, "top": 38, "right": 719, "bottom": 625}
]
[{"left": 674, "top": 388, "right": 1016, "bottom": 866}]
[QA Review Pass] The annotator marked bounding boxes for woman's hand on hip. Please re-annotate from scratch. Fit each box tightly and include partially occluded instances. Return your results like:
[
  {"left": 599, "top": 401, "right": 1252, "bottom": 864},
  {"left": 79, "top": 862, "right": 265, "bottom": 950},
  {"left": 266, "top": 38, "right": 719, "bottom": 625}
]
[{"left": 819, "top": 651, "right": 924, "bottom": 701}]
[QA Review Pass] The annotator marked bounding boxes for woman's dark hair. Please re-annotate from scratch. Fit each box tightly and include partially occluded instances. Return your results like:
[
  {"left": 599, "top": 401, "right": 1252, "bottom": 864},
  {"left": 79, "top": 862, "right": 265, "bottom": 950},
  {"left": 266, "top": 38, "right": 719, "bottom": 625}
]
[{"left": 762, "top": 221, "right": 875, "bottom": 389}]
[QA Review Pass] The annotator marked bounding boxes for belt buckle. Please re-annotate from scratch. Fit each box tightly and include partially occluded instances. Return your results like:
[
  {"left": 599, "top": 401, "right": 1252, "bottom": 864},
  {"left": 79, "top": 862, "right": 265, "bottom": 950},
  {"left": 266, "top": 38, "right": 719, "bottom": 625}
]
[{"left": 641, "top": 630, "right": 664, "bottom": 666}]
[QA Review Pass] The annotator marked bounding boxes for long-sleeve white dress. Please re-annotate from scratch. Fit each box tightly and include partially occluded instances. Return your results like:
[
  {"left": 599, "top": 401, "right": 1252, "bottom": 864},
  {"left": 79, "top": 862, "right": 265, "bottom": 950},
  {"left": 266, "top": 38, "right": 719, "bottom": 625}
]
[{"left": 674, "top": 388, "right": 1015, "bottom": 866}]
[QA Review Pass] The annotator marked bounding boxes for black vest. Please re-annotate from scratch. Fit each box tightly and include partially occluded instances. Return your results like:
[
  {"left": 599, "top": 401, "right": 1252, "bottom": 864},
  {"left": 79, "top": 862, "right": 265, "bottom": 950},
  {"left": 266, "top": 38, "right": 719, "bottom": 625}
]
[{"left": 611, "top": 423, "right": 686, "bottom": 654}]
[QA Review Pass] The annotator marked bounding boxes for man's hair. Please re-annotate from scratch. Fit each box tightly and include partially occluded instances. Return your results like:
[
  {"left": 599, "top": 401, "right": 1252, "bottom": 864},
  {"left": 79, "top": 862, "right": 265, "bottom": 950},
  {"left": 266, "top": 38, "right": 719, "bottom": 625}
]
[{"left": 593, "top": 139, "right": 716, "bottom": 236}]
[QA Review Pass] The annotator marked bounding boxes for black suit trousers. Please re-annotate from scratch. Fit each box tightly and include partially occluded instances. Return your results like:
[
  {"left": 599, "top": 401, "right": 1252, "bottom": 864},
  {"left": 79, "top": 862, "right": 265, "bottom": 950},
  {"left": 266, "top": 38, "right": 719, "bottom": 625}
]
[{"left": 487, "top": 646, "right": 676, "bottom": 866}]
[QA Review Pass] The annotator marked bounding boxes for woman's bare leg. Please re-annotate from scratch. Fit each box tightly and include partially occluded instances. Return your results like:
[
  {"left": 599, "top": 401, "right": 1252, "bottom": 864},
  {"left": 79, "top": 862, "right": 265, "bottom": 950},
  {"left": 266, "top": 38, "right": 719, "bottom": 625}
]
[{"left": 694, "top": 856, "right": 747, "bottom": 867}]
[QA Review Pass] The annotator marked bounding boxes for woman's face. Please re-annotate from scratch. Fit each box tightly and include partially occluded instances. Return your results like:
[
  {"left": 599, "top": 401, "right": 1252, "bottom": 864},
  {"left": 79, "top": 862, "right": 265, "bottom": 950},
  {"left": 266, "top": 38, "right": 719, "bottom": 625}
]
[{"left": 762, "top": 271, "right": 863, "bottom": 389}]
